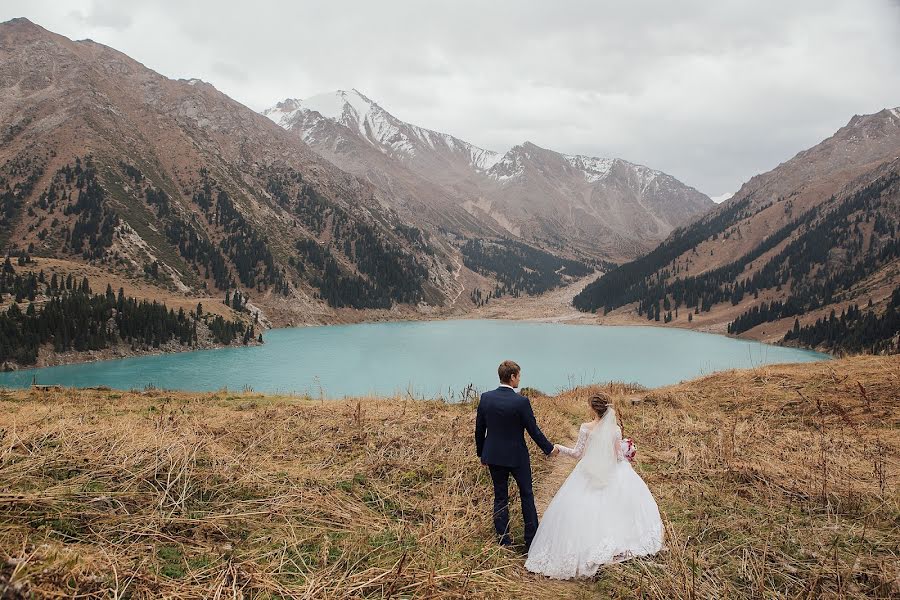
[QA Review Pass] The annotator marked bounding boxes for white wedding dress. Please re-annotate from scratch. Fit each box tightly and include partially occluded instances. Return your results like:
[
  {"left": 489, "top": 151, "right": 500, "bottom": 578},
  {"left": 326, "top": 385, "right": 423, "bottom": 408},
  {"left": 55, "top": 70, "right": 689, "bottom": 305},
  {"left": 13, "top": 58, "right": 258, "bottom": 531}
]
[{"left": 525, "top": 409, "right": 663, "bottom": 579}]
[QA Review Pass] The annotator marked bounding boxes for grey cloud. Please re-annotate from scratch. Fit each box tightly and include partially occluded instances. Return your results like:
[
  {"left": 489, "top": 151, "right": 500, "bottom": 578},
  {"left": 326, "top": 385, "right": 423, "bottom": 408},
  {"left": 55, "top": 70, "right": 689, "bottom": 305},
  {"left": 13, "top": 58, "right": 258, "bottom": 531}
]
[
  {"left": 72, "top": 0, "right": 135, "bottom": 31},
  {"left": 3, "top": 0, "right": 900, "bottom": 196},
  {"left": 212, "top": 61, "right": 249, "bottom": 83}
]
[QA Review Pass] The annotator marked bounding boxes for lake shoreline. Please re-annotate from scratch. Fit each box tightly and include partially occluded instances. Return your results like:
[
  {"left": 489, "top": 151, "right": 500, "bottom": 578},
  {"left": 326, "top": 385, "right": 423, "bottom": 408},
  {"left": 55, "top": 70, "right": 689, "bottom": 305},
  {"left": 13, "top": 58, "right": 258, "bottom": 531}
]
[
  {"left": 0, "top": 319, "right": 831, "bottom": 395},
  {"left": 7, "top": 315, "right": 830, "bottom": 369},
  {"left": 4, "top": 267, "right": 837, "bottom": 372},
  {"left": 1, "top": 304, "right": 834, "bottom": 374}
]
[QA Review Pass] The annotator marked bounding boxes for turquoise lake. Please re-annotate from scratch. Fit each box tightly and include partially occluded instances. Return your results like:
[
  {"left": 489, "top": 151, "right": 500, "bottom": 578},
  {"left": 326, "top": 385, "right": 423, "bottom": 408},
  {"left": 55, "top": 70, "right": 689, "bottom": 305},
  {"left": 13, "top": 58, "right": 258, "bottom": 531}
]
[{"left": 0, "top": 320, "right": 828, "bottom": 397}]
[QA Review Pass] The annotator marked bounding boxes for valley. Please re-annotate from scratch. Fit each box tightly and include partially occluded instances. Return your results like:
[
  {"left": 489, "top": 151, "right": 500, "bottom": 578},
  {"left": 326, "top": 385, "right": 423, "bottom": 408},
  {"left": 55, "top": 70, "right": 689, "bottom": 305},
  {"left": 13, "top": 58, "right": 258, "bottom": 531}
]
[
  {"left": 0, "top": 17, "right": 897, "bottom": 370},
  {"left": 0, "top": 8, "right": 897, "bottom": 600}
]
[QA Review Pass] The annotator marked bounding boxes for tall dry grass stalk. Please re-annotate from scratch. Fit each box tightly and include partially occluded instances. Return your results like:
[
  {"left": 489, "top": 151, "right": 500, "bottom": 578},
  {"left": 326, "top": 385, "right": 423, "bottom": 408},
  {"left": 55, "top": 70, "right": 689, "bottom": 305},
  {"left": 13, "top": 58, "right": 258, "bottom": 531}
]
[{"left": 0, "top": 355, "right": 897, "bottom": 598}]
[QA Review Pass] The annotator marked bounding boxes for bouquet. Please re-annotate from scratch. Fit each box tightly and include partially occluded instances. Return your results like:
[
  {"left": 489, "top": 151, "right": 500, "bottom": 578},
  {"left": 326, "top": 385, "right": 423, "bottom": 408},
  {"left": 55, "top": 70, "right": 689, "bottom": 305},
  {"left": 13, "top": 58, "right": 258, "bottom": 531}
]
[{"left": 620, "top": 438, "right": 636, "bottom": 462}]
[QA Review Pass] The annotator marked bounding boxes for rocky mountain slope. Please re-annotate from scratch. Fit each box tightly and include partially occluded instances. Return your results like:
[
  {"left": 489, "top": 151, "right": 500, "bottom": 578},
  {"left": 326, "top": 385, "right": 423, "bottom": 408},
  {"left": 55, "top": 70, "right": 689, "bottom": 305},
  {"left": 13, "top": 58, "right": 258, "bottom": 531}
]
[
  {"left": 574, "top": 106, "right": 900, "bottom": 354},
  {"left": 0, "top": 18, "right": 460, "bottom": 329},
  {"left": 265, "top": 89, "right": 714, "bottom": 261}
]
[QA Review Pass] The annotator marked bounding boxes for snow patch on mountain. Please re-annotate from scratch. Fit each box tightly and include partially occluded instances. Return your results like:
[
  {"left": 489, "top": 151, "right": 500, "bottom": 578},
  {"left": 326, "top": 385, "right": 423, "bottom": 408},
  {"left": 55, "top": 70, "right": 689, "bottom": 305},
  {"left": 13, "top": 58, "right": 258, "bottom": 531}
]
[
  {"left": 563, "top": 154, "right": 615, "bottom": 182},
  {"left": 470, "top": 147, "right": 503, "bottom": 170},
  {"left": 264, "top": 90, "right": 504, "bottom": 172},
  {"left": 488, "top": 151, "right": 525, "bottom": 181},
  {"left": 262, "top": 98, "right": 302, "bottom": 127},
  {"left": 711, "top": 192, "right": 734, "bottom": 204},
  {"left": 303, "top": 90, "right": 359, "bottom": 121},
  {"left": 561, "top": 154, "right": 665, "bottom": 192}
]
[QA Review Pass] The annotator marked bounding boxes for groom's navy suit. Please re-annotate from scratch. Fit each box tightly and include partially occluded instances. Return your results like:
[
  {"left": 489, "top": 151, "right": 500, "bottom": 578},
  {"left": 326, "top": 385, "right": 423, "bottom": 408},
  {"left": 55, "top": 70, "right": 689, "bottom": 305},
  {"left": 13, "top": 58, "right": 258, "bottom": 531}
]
[{"left": 475, "top": 385, "right": 554, "bottom": 549}]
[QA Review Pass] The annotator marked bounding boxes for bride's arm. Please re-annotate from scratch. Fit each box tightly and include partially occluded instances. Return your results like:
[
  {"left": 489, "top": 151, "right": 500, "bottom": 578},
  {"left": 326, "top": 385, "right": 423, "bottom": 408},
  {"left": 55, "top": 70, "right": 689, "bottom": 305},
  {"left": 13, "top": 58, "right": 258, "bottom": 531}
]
[
  {"left": 614, "top": 425, "right": 625, "bottom": 461},
  {"left": 555, "top": 425, "right": 588, "bottom": 459}
]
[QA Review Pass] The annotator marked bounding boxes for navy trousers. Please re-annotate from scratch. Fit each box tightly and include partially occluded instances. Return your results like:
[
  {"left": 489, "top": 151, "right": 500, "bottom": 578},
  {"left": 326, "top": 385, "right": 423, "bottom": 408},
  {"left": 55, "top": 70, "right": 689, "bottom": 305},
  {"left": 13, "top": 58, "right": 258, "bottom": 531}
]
[{"left": 488, "top": 463, "right": 539, "bottom": 548}]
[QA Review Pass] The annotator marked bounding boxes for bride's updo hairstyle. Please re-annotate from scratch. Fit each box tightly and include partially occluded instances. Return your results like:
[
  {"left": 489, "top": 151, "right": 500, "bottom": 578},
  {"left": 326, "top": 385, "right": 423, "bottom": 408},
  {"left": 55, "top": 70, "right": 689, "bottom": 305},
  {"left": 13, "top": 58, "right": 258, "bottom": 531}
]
[{"left": 589, "top": 393, "right": 613, "bottom": 418}]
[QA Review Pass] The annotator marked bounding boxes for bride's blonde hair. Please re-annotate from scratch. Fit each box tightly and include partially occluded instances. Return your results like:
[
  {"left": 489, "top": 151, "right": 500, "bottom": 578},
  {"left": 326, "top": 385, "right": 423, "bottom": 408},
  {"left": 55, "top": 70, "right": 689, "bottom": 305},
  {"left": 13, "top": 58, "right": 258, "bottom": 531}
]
[{"left": 589, "top": 393, "right": 613, "bottom": 418}]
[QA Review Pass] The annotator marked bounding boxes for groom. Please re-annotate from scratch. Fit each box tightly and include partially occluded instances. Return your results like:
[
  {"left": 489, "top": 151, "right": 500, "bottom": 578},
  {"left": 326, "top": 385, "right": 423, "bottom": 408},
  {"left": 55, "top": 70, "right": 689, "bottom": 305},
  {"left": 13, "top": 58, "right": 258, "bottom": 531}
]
[{"left": 475, "top": 360, "right": 557, "bottom": 551}]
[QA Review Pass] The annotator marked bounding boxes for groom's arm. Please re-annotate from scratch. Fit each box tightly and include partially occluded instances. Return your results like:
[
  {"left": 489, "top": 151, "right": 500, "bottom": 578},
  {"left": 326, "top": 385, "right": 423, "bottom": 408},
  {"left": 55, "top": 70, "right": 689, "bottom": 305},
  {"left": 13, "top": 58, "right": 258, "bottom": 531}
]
[
  {"left": 475, "top": 398, "right": 487, "bottom": 460},
  {"left": 521, "top": 398, "right": 554, "bottom": 455}
]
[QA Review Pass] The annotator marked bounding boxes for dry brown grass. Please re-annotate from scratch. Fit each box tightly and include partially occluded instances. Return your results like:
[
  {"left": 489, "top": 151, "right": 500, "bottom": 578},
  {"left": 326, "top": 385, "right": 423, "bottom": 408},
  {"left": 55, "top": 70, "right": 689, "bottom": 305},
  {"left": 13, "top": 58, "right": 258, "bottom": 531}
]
[
  {"left": 0, "top": 355, "right": 897, "bottom": 598},
  {"left": 567, "top": 354, "right": 900, "bottom": 599}
]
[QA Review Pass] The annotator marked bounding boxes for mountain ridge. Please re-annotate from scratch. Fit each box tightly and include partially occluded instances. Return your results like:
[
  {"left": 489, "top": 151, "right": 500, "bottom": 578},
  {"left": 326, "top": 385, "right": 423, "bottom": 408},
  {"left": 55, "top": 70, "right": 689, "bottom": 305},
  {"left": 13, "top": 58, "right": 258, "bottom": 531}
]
[
  {"left": 264, "top": 89, "right": 715, "bottom": 261},
  {"left": 0, "top": 18, "right": 461, "bottom": 331},
  {"left": 573, "top": 103, "right": 900, "bottom": 354}
]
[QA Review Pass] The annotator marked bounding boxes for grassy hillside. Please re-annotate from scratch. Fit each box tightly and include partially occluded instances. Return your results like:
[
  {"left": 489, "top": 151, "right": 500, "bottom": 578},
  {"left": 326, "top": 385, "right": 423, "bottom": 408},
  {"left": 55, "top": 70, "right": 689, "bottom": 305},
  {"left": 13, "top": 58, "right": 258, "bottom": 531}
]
[
  {"left": 572, "top": 114, "right": 900, "bottom": 354},
  {"left": 0, "top": 355, "right": 897, "bottom": 598}
]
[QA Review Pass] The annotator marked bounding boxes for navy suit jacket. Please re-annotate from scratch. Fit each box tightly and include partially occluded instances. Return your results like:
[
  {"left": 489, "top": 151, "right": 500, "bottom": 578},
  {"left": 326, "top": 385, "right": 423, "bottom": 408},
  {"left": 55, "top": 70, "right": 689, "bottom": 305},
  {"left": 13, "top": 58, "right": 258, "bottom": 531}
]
[{"left": 475, "top": 386, "right": 554, "bottom": 468}]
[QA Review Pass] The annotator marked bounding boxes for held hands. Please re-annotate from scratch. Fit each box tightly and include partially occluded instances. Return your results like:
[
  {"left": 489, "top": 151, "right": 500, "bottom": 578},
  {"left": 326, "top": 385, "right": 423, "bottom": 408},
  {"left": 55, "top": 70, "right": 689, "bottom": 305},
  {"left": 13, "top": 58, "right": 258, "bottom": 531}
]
[{"left": 550, "top": 445, "right": 560, "bottom": 457}]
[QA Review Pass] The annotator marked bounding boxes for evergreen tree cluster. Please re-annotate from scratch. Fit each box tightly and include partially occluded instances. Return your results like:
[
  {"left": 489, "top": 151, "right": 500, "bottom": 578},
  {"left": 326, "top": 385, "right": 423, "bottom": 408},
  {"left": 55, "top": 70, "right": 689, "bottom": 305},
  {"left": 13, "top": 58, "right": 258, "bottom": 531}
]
[
  {"left": 0, "top": 154, "right": 45, "bottom": 248},
  {"left": 224, "top": 289, "right": 252, "bottom": 313},
  {"left": 783, "top": 287, "right": 900, "bottom": 354},
  {"left": 164, "top": 216, "right": 232, "bottom": 290},
  {"left": 63, "top": 158, "right": 120, "bottom": 260},
  {"left": 207, "top": 314, "right": 255, "bottom": 346},
  {"left": 144, "top": 186, "right": 170, "bottom": 217},
  {"left": 268, "top": 170, "right": 431, "bottom": 309},
  {"left": 726, "top": 174, "right": 899, "bottom": 337},
  {"left": 295, "top": 238, "right": 394, "bottom": 309},
  {"left": 266, "top": 170, "right": 328, "bottom": 235},
  {"left": 122, "top": 164, "right": 285, "bottom": 295},
  {"left": 25, "top": 163, "right": 75, "bottom": 255},
  {"left": 0, "top": 262, "right": 252, "bottom": 365},
  {"left": 461, "top": 238, "right": 591, "bottom": 300},
  {"left": 469, "top": 287, "right": 489, "bottom": 306},
  {"left": 726, "top": 299, "right": 803, "bottom": 334},
  {"left": 192, "top": 170, "right": 289, "bottom": 294},
  {"left": 573, "top": 196, "right": 755, "bottom": 313},
  {"left": 573, "top": 166, "right": 900, "bottom": 354},
  {"left": 346, "top": 220, "right": 427, "bottom": 305}
]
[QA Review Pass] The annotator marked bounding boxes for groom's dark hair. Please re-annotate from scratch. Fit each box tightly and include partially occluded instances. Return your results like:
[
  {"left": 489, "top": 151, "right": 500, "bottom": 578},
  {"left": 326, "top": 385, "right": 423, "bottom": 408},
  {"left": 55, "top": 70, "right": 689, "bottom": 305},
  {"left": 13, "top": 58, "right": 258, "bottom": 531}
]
[{"left": 498, "top": 360, "right": 520, "bottom": 383}]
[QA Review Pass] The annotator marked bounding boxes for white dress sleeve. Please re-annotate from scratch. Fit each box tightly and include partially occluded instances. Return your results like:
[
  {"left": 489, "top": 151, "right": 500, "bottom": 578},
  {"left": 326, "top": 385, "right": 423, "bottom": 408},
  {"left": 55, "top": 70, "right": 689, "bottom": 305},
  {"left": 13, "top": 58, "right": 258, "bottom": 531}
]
[
  {"left": 614, "top": 425, "right": 625, "bottom": 461},
  {"left": 556, "top": 424, "right": 590, "bottom": 459}
]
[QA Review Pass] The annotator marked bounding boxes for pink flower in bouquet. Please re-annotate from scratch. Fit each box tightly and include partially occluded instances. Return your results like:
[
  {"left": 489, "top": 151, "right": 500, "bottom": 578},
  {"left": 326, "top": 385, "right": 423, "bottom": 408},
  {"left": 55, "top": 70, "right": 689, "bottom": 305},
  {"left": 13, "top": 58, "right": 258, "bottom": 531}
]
[{"left": 621, "top": 438, "right": 636, "bottom": 462}]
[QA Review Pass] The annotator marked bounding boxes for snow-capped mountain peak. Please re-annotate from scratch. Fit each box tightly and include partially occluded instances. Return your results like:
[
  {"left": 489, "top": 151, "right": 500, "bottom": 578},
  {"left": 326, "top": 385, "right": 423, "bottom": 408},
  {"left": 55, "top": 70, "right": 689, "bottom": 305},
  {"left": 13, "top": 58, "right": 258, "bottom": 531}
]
[
  {"left": 562, "top": 154, "right": 616, "bottom": 183},
  {"left": 264, "top": 90, "right": 502, "bottom": 171},
  {"left": 261, "top": 89, "right": 713, "bottom": 260}
]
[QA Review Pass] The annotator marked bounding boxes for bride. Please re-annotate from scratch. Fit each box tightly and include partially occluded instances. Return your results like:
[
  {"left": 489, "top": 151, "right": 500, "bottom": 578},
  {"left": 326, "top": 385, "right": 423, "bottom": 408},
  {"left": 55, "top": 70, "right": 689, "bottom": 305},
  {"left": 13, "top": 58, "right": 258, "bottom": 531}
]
[{"left": 525, "top": 393, "right": 663, "bottom": 579}]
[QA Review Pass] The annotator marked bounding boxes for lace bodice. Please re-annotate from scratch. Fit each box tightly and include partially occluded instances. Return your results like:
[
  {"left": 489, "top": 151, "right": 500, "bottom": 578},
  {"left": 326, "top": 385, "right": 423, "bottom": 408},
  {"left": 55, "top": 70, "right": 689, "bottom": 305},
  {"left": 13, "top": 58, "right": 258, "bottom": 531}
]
[{"left": 556, "top": 423, "right": 624, "bottom": 460}]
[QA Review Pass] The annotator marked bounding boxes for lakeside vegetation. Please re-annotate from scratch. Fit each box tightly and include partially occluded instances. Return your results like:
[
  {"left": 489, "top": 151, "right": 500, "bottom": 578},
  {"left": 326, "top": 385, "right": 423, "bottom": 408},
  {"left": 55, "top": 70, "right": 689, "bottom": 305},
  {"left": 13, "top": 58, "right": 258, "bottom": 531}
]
[
  {"left": 0, "top": 355, "right": 896, "bottom": 598},
  {"left": 462, "top": 238, "right": 593, "bottom": 305},
  {"left": 0, "top": 260, "right": 253, "bottom": 366}
]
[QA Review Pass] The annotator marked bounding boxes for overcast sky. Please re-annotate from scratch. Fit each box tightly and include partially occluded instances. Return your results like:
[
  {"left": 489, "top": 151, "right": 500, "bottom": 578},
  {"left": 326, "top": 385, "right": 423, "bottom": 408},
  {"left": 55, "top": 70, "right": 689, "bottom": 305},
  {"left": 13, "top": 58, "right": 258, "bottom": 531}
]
[{"left": 4, "top": 1, "right": 900, "bottom": 198}]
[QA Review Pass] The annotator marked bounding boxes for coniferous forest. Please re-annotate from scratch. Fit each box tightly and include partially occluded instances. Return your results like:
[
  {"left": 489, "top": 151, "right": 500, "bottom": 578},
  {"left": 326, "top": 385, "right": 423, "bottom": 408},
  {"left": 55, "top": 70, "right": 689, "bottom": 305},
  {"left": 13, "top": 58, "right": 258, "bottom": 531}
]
[
  {"left": 461, "top": 238, "right": 592, "bottom": 303},
  {"left": 573, "top": 169, "right": 900, "bottom": 354},
  {"left": 268, "top": 169, "right": 431, "bottom": 309},
  {"left": 782, "top": 287, "right": 900, "bottom": 354},
  {"left": 0, "top": 258, "right": 253, "bottom": 366},
  {"left": 4, "top": 150, "right": 441, "bottom": 327},
  {"left": 572, "top": 196, "right": 755, "bottom": 314}
]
